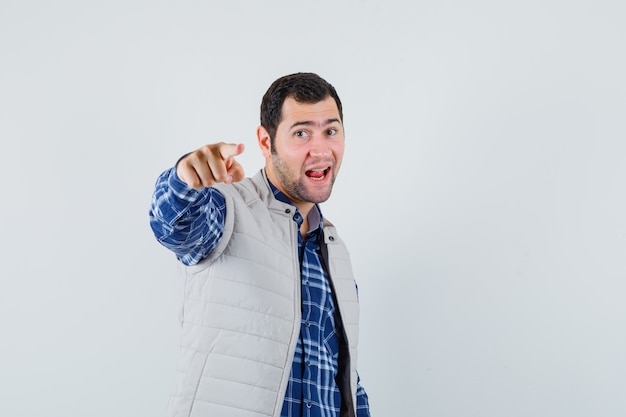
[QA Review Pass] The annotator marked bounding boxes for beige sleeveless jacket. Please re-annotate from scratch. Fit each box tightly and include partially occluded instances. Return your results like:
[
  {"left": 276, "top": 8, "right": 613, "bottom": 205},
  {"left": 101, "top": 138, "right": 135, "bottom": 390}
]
[{"left": 165, "top": 170, "right": 361, "bottom": 417}]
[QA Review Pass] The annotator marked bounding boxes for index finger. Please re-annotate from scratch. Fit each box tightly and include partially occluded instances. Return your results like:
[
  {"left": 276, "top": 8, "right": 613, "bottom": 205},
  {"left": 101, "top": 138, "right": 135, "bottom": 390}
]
[{"left": 219, "top": 143, "right": 245, "bottom": 160}]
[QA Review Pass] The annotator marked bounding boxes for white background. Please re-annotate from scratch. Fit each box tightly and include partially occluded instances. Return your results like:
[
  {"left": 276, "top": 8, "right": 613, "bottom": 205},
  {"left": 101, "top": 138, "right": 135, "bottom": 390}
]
[{"left": 1, "top": 1, "right": 625, "bottom": 416}]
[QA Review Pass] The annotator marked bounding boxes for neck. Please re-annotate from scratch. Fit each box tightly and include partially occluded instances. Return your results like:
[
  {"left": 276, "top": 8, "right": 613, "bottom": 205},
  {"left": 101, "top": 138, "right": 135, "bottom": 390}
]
[
  {"left": 262, "top": 168, "right": 317, "bottom": 236},
  {"left": 295, "top": 202, "right": 314, "bottom": 220},
  {"left": 300, "top": 202, "right": 322, "bottom": 240},
  {"left": 300, "top": 217, "right": 310, "bottom": 239}
]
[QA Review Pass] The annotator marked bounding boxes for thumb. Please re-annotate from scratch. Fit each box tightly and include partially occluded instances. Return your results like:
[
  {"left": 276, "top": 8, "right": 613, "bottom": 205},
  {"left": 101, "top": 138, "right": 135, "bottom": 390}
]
[
  {"left": 220, "top": 143, "right": 246, "bottom": 184},
  {"left": 225, "top": 159, "right": 246, "bottom": 184}
]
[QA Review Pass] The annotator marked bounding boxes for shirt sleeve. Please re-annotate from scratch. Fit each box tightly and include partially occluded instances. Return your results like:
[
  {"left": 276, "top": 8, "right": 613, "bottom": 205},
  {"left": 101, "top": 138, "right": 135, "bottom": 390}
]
[
  {"left": 149, "top": 166, "right": 227, "bottom": 266},
  {"left": 356, "top": 373, "right": 372, "bottom": 417}
]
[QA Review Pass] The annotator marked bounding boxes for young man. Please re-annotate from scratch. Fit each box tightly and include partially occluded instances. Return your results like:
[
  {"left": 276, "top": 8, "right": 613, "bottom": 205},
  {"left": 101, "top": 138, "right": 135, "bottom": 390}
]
[{"left": 150, "top": 73, "right": 371, "bottom": 417}]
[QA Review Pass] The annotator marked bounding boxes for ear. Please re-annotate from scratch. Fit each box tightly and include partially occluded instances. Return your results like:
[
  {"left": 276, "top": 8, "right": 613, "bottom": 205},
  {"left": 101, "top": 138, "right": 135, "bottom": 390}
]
[{"left": 257, "top": 125, "right": 272, "bottom": 158}]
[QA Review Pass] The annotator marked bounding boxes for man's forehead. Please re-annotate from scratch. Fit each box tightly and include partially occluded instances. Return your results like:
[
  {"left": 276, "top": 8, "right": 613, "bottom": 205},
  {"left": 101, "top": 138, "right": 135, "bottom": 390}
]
[{"left": 279, "top": 96, "right": 341, "bottom": 124}]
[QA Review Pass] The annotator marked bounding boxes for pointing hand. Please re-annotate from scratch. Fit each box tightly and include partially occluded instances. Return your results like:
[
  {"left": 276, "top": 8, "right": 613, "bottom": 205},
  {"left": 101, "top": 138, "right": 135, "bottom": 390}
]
[{"left": 176, "top": 142, "right": 246, "bottom": 189}]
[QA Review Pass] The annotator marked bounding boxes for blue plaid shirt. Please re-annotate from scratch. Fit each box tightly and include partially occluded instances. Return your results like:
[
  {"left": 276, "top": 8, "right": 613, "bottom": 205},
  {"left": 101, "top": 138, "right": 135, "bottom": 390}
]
[{"left": 150, "top": 167, "right": 371, "bottom": 417}]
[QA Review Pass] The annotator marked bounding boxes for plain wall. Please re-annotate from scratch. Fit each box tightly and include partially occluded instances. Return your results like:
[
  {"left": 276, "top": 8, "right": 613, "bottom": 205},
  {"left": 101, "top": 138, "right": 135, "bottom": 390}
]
[{"left": 1, "top": 1, "right": 625, "bottom": 416}]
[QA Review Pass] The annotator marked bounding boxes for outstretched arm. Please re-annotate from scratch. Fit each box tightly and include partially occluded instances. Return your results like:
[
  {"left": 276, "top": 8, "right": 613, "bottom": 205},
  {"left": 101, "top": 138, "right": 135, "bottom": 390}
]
[{"left": 149, "top": 142, "right": 245, "bottom": 265}]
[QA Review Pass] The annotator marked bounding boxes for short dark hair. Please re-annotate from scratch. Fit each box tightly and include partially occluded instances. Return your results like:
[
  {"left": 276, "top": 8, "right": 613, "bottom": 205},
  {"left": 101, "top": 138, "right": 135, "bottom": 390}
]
[{"left": 260, "top": 72, "right": 343, "bottom": 142}]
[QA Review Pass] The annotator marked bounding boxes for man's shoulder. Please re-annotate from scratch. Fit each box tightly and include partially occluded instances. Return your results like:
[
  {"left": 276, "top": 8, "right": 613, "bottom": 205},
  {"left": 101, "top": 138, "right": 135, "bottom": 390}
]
[
  {"left": 213, "top": 170, "right": 291, "bottom": 216},
  {"left": 214, "top": 170, "right": 265, "bottom": 197}
]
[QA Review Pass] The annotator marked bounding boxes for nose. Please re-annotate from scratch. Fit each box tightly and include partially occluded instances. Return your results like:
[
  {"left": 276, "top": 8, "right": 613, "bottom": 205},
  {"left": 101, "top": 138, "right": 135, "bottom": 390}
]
[{"left": 308, "top": 135, "right": 332, "bottom": 158}]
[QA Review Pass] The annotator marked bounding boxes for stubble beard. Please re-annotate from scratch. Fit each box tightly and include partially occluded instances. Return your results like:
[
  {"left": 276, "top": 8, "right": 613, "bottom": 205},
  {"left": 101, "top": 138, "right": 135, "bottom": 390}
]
[{"left": 271, "top": 152, "right": 337, "bottom": 204}]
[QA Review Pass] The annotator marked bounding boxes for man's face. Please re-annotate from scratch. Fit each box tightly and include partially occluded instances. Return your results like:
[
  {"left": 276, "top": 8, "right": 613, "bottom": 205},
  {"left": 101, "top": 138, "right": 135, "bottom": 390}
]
[{"left": 261, "top": 96, "right": 345, "bottom": 209}]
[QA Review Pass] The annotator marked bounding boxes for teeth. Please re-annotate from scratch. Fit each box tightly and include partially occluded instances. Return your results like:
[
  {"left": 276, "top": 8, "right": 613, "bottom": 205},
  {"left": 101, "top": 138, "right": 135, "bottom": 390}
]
[{"left": 307, "top": 168, "right": 327, "bottom": 181}]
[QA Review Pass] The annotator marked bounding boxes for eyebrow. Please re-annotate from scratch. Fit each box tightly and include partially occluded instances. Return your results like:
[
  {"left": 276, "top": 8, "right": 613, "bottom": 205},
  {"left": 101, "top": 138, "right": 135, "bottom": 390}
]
[{"left": 289, "top": 118, "right": 342, "bottom": 130}]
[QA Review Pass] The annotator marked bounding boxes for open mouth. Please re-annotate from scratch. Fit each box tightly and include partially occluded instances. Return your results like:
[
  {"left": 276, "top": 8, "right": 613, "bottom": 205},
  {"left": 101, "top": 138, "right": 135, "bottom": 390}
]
[{"left": 305, "top": 167, "right": 330, "bottom": 181}]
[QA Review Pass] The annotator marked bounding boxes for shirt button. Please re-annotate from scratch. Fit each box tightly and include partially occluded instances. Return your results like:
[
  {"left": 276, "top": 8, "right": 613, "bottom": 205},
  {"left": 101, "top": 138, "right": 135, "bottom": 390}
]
[
  {"left": 304, "top": 280, "right": 309, "bottom": 285},
  {"left": 304, "top": 321, "right": 310, "bottom": 327},
  {"left": 306, "top": 402, "right": 312, "bottom": 409}
]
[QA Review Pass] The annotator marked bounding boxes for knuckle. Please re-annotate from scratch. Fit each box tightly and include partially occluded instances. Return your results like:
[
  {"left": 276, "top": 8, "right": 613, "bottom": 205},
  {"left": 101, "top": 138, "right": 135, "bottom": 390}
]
[{"left": 187, "top": 178, "right": 201, "bottom": 189}]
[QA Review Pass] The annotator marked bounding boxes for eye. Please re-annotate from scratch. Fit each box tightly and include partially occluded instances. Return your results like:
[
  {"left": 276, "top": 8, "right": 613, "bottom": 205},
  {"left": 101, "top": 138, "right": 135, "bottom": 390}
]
[
  {"left": 327, "top": 128, "right": 337, "bottom": 136},
  {"left": 294, "top": 130, "right": 310, "bottom": 139}
]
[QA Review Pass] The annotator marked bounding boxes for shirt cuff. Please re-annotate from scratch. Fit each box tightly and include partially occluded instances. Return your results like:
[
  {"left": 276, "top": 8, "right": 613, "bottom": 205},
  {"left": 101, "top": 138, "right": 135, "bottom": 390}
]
[{"left": 167, "top": 166, "right": 204, "bottom": 201}]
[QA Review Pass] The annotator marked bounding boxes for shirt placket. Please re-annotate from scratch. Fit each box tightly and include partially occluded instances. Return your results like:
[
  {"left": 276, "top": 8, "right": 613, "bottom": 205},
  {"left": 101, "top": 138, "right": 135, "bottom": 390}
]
[{"left": 294, "top": 210, "right": 315, "bottom": 414}]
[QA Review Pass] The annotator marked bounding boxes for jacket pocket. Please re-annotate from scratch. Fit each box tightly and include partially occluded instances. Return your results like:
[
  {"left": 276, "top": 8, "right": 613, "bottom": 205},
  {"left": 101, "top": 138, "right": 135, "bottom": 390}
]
[{"left": 181, "top": 351, "right": 209, "bottom": 417}]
